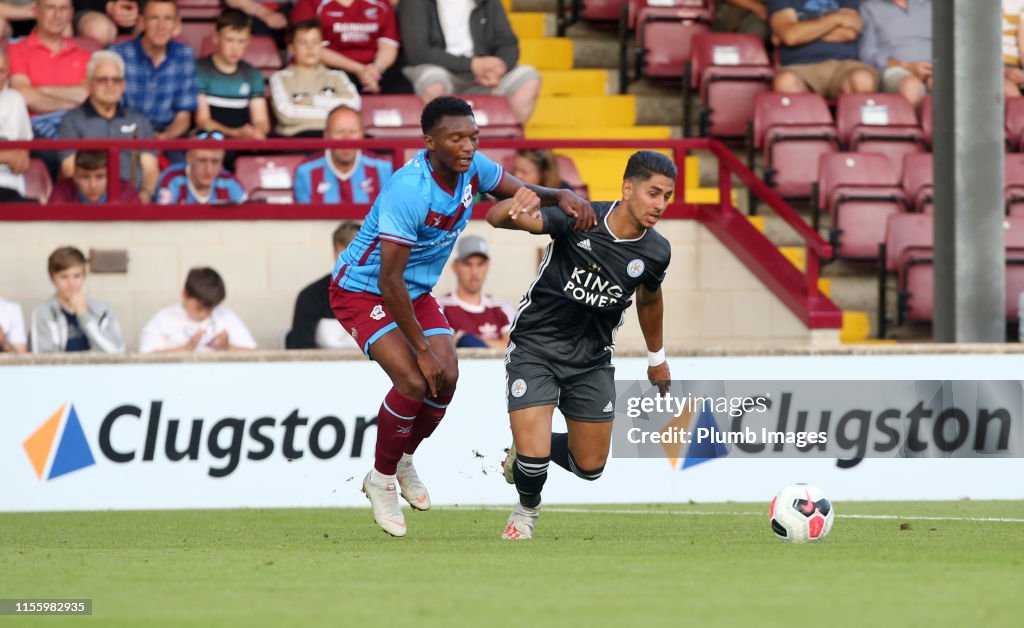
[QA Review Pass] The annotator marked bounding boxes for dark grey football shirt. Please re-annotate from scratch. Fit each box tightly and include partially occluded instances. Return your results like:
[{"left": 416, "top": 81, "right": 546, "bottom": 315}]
[{"left": 508, "top": 201, "right": 672, "bottom": 368}]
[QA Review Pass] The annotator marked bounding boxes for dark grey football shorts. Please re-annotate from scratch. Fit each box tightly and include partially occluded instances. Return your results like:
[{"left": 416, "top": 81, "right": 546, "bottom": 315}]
[{"left": 504, "top": 344, "right": 616, "bottom": 422}]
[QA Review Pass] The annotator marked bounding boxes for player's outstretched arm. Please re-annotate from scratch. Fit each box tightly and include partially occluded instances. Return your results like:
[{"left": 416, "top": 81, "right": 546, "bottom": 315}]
[
  {"left": 486, "top": 187, "right": 544, "bottom": 233},
  {"left": 378, "top": 241, "right": 444, "bottom": 396},
  {"left": 491, "top": 172, "right": 597, "bottom": 231},
  {"left": 637, "top": 284, "right": 670, "bottom": 395}
]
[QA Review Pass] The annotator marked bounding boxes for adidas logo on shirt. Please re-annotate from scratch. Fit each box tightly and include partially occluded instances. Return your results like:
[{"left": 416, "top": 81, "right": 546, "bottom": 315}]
[
  {"left": 603, "top": 401, "right": 614, "bottom": 413},
  {"left": 577, "top": 239, "right": 593, "bottom": 251}
]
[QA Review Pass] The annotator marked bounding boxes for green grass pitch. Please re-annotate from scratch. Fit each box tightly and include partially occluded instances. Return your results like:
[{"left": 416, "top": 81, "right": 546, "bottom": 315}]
[{"left": 2, "top": 501, "right": 1023, "bottom": 627}]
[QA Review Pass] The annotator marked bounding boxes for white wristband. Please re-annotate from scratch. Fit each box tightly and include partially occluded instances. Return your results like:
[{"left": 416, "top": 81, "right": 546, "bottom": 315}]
[{"left": 647, "top": 347, "right": 666, "bottom": 367}]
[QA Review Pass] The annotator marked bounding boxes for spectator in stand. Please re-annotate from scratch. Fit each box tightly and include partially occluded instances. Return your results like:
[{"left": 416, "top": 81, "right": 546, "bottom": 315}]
[
  {"left": 294, "top": 105, "right": 392, "bottom": 203},
  {"left": 285, "top": 221, "right": 362, "bottom": 350},
  {"left": 58, "top": 50, "right": 159, "bottom": 202},
  {"left": 437, "top": 235, "right": 514, "bottom": 349},
  {"left": 768, "top": 0, "right": 877, "bottom": 98},
  {"left": 512, "top": 149, "right": 571, "bottom": 190},
  {"left": 30, "top": 246, "right": 126, "bottom": 354},
  {"left": 270, "top": 19, "right": 362, "bottom": 137},
  {"left": 715, "top": 0, "right": 771, "bottom": 44},
  {"left": 398, "top": 0, "right": 541, "bottom": 124},
  {"left": 195, "top": 9, "right": 271, "bottom": 141},
  {"left": 155, "top": 130, "right": 247, "bottom": 204},
  {"left": 111, "top": 0, "right": 197, "bottom": 148},
  {"left": 51, "top": 150, "right": 141, "bottom": 203},
  {"left": 291, "top": 0, "right": 409, "bottom": 94},
  {"left": 1003, "top": 0, "right": 1024, "bottom": 99},
  {"left": 0, "top": 47, "right": 34, "bottom": 204},
  {"left": 139, "top": 267, "right": 258, "bottom": 353},
  {"left": 859, "top": 0, "right": 932, "bottom": 109},
  {"left": 0, "top": 296, "right": 28, "bottom": 353},
  {"left": 225, "top": 0, "right": 288, "bottom": 45},
  {"left": 7, "top": 0, "right": 91, "bottom": 137},
  {"left": 74, "top": 0, "right": 140, "bottom": 46},
  {"left": 0, "top": 0, "right": 35, "bottom": 39}
]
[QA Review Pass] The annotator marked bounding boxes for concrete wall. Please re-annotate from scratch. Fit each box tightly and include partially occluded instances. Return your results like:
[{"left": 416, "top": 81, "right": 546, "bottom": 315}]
[{"left": 0, "top": 219, "right": 833, "bottom": 352}]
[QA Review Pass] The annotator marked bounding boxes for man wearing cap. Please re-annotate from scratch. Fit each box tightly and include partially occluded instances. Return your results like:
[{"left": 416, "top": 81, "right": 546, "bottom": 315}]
[{"left": 437, "top": 234, "right": 515, "bottom": 349}]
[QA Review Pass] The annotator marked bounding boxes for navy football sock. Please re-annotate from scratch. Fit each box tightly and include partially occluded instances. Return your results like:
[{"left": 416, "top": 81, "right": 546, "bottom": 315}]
[{"left": 512, "top": 453, "right": 549, "bottom": 509}]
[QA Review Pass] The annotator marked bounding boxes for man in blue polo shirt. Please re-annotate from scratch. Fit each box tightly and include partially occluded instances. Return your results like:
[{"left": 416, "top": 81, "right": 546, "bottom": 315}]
[
  {"left": 110, "top": 0, "right": 197, "bottom": 146},
  {"left": 294, "top": 105, "right": 393, "bottom": 204}
]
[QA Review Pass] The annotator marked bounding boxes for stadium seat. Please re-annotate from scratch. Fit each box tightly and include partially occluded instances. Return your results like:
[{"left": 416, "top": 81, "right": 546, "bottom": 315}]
[
  {"left": 835, "top": 93, "right": 926, "bottom": 177},
  {"left": 360, "top": 95, "right": 423, "bottom": 138},
  {"left": 556, "top": 154, "right": 590, "bottom": 199},
  {"left": 23, "top": 158, "right": 53, "bottom": 203},
  {"left": 200, "top": 34, "right": 283, "bottom": 79},
  {"left": 621, "top": 0, "right": 713, "bottom": 91},
  {"left": 686, "top": 32, "right": 773, "bottom": 138},
  {"left": 900, "top": 152, "right": 933, "bottom": 213},
  {"left": 178, "top": 0, "right": 221, "bottom": 20},
  {"left": 1005, "top": 153, "right": 1024, "bottom": 215},
  {"left": 178, "top": 21, "right": 217, "bottom": 54},
  {"left": 581, "top": 0, "right": 629, "bottom": 23},
  {"left": 233, "top": 154, "right": 306, "bottom": 203},
  {"left": 456, "top": 94, "right": 523, "bottom": 138},
  {"left": 920, "top": 94, "right": 932, "bottom": 149},
  {"left": 750, "top": 92, "right": 839, "bottom": 200},
  {"left": 1006, "top": 97, "right": 1024, "bottom": 151},
  {"left": 816, "top": 152, "right": 906, "bottom": 260}
]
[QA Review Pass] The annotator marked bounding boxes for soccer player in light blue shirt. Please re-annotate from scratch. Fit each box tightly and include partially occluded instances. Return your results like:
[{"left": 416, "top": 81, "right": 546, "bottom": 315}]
[{"left": 329, "top": 96, "right": 595, "bottom": 537}]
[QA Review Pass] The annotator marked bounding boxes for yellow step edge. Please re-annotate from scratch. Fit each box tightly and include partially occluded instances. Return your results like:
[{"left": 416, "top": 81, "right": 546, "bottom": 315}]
[
  {"left": 519, "top": 38, "right": 574, "bottom": 71},
  {"left": 840, "top": 311, "right": 871, "bottom": 343},
  {"left": 747, "top": 216, "right": 765, "bottom": 233},
  {"left": 531, "top": 95, "right": 636, "bottom": 128},
  {"left": 525, "top": 125, "right": 671, "bottom": 139},
  {"left": 817, "top": 278, "right": 831, "bottom": 298},
  {"left": 539, "top": 69, "right": 609, "bottom": 97},
  {"left": 509, "top": 12, "right": 548, "bottom": 40},
  {"left": 778, "top": 246, "right": 806, "bottom": 272}
]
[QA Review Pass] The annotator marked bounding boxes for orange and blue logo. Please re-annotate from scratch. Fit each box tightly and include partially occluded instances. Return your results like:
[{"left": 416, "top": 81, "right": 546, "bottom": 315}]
[
  {"left": 23, "top": 403, "right": 96, "bottom": 480},
  {"left": 661, "top": 407, "right": 729, "bottom": 471}
]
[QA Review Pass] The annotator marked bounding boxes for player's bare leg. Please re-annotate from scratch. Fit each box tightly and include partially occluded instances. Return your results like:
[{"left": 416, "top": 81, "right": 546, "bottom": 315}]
[
  {"left": 397, "top": 332, "right": 459, "bottom": 511},
  {"left": 502, "top": 405, "right": 555, "bottom": 539},
  {"left": 550, "top": 419, "right": 612, "bottom": 482}
]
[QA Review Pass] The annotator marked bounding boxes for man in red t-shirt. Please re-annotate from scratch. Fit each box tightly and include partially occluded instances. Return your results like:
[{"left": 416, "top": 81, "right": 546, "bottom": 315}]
[
  {"left": 437, "top": 234, "right": 515, "bottom": 350},
  {"left": 7, "top": 0, "right": 90, "bottom": 118},
  {"left": 290, "top": 0, "right": 406, "bottom": 93}
]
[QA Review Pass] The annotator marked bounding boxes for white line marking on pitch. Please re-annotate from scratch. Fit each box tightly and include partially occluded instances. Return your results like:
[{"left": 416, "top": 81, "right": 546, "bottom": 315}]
[{"left": 448, "top": 506, "right": 1024, "bottom": 523}]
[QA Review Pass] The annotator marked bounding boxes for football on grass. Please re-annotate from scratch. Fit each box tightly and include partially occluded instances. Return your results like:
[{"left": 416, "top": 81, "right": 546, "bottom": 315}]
[{"left": 770, "top": 484, "right": 834, "bottom": 543}]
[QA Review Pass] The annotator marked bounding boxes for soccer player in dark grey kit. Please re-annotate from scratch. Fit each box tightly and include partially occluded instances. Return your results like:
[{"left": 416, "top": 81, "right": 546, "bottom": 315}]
[{"left": 486, "top": 150, "right": 676, "bottom": 540}]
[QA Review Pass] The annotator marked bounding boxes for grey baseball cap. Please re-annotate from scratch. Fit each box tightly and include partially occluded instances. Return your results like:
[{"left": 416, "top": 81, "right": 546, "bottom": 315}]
[{"left": 455, "top": 235, "right": 490, "bottom": 261}]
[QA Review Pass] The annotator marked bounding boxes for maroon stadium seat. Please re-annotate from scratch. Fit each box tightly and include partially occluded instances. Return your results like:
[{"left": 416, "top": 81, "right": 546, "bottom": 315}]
[
  {"left": 233, "top": 154, "right": 305, "bottom": 203},
  {"left": 581, "top": 0, "right": 629, "bottom": 23},
  {"left": 688, "top": 33, "right": 773, "bottom": 138},
  {"left": 361, "top": 95, "right": 423, "bottom": 139},
  {"left": 816, "top": 152, "right": 906, "bottom": 260},
  {"left": 901, "top": 152, "right": 933, "bottom": 213},
  {"left": 630, "top": 0, "right": 712, "bottom": 82},
  {"left": 556, "top": 154, "right": 590, "bottom": 199},
  {"left": 836, "top": 93, "right": 926, "bottom": 177},
  {"left": 178, "top": 0, "right": 221, "bottom": 21},
  {"left": 1005, "top": 153, "right": 1024, "bottom": 216},
  {"left": 24, "top": 159, "right": 53, "bottom": 204},
  {"left": 750, "top": 92, "right": 839, "bottom": 200},
  {"left": 456, "top": 94, "right": 523, "bottom": 138},
  {"left": 72, "top": 36, "right": 103, "bottom": 54},
  {"left": 1005, "top": 217, "right": 1024, "bottom": 321},
  {"left": 919, "top": 94, "right": 932, "bottom": 149},
  {"left": 1006, "top": 97, "right": 1024, "bottom": 151},
  {"left": 201, "top": 34, "right": 283, "bottom": 79},
  {"left": 178, "top": 21, "right": 216, "bottom": 54},
  {"left": 882, "top": 212, "right": 934, "bottom": 323}
]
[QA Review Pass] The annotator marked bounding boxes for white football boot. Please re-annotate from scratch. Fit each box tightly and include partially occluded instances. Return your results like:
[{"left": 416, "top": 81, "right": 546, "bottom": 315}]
[
  {"left": 501, "top": 443, "right": 517, "bottom": 485},
  {"left": 361, "top": 471, "right": 407, "bottom": 537},
  {"left": 396, "top": 455, "right": 431, "bottom": 511},
  {"left": 501, "top": 503, "right": 540, "bottom": 540}
]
